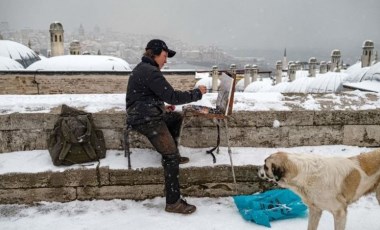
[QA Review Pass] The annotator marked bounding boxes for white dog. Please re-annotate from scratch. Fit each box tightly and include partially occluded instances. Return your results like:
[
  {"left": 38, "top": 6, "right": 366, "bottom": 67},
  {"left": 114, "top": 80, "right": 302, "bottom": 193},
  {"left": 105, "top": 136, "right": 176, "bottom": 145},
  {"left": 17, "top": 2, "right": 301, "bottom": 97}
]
[{"left": 258, "top": 149, "right": 380, "bottom": 230}]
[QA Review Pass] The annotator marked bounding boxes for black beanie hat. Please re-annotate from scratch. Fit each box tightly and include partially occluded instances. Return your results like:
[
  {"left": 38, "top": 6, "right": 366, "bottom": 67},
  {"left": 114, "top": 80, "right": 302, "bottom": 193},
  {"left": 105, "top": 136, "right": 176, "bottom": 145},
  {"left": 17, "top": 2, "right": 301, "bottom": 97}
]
[{"left": 145, "top": 39, "right": 176, "bottom": 58}]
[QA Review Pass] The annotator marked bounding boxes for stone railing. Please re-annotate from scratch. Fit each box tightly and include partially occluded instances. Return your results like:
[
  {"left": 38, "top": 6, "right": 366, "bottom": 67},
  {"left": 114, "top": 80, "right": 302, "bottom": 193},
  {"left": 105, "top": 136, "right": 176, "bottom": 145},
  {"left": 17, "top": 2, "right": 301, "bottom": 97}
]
[
  {"left": 1, "top": 109, "right": 379, "bottom": 154},
  {"left": 0, "top": 71, "right": 197, "bottom": 94}
]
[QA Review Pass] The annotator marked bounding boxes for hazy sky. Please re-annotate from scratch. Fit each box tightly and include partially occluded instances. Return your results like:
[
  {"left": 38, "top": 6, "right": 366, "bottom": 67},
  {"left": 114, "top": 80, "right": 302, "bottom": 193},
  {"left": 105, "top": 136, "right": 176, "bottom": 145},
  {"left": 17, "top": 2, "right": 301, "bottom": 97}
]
[{"left": 1, "top": 0, "right": 379, "bottom": 55}]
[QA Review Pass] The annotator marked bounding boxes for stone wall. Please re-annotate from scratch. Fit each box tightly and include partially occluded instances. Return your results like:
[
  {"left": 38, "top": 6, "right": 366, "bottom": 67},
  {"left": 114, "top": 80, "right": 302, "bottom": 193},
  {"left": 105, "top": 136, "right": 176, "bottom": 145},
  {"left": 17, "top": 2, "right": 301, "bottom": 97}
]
[
  {"left": 0, "top": 165, "right": 274, "bottom": 204},
  {"left": 2, "top": 109, "right": 378, "bottom": 204},
  {"left": 0, "top": 71, "right": 197, "bottom": 94},
  {"left": 1, "top": 109, "right": 379, "bottom": 154}
]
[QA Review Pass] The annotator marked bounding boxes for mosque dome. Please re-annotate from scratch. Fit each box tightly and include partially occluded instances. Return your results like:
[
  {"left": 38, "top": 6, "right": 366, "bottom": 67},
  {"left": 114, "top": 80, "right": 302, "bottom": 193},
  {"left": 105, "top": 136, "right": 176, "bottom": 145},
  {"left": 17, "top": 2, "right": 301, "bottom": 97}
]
[
  {"left": 0, "top": 40, "right": 41, "bottom": 68},
  {"left": 0, "top": 56, "right": 24, "bottom": 70},
  {"left": 26, "top": 55, "right": 132, "bottom": 71}
]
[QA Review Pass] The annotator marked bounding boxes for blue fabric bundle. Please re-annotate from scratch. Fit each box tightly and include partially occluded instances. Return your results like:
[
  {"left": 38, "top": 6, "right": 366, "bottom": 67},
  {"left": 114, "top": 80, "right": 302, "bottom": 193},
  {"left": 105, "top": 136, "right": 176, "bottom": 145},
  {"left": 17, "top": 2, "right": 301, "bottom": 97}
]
[{"left": 233, "top": 189, "right": 308, "bottom": 227}]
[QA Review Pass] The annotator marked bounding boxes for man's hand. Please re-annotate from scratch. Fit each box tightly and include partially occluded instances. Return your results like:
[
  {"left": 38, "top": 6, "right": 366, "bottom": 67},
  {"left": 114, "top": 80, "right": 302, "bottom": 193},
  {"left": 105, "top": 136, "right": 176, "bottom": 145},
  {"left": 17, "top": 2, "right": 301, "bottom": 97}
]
[{"left": 165, "top": 105, "right": 176, "bottom": 112}]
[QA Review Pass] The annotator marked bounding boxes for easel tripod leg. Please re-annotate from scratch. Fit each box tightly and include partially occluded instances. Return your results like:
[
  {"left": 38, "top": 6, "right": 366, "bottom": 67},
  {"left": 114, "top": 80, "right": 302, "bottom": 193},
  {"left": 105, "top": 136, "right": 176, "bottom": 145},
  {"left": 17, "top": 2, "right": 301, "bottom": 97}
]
[{"left": 224, "top": 119, "right": 236, "bottom": 191}]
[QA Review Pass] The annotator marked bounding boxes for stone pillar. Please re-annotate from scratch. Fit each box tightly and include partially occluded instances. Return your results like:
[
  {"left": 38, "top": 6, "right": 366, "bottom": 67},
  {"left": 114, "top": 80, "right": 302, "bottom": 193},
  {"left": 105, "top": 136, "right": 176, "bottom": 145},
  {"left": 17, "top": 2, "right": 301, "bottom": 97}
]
[
  {"left": 211, "top": 65, "right": 219, "bottom": 93},
  {"left": 308, "top": 57, "right": 317, "bottom": 77},
  {"left": 49, "top": 22, "right": 64, "bottom": 57},
  {"left": 319, "top": 61, "right": 327, "bottom": 74},
  {"left": 244, "top": 64, "right": 251, "bottom": 89},
  {"left": 289, "top": 64, "right": 296, "bottom": 82},
  {"left": 295, "top": 61, "right": 301, "bottom": 70},
  {"left": 287, "top": 61, "right": 294, "bottom": 77},
  {"left": 275, "top": 60, "right": 282, "bottom": 84},
  {"left": 230, "top": 64, "right": 237, "bottom": 75},
  {"left": 331, "top": 49, "right": 341, "bottom": 72},
  {"left": 251, "top": 65, "right": 258, "bottom": 82},
  {"left": 361, "top": 40, "right": 374, "bottom": 67},
  {"left": 327, "top": 61, "right": 332, "bottom": 72}
]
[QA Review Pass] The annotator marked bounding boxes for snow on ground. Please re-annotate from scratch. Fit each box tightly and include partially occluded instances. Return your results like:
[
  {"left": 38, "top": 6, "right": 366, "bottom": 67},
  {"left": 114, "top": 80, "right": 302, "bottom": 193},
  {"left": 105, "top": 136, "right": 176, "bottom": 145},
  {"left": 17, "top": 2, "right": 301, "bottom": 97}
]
[{"left": 0, "top": 145, "right": 380, "bottom": 230}]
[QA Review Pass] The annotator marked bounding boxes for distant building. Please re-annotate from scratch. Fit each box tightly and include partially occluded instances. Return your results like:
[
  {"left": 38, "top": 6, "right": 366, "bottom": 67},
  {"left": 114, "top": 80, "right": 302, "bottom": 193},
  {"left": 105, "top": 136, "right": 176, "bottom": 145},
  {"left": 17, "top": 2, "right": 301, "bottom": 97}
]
[
  {"left": 69, "top": 40, "right": 81, "bottom": 55},
  {"left": 49, "top": 22, "right": 64, "bottom": 57}
]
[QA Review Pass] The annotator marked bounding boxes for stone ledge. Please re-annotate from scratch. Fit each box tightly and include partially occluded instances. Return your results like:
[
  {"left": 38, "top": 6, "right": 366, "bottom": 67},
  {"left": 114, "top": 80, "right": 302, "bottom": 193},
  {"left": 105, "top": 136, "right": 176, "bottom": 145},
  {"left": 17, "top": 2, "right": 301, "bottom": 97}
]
[
  {"left": 2, "top": 109, "right": 380, "bottom": 153},
  {"left": 0, "top": 165, "right": 275, "bottom": 204}
]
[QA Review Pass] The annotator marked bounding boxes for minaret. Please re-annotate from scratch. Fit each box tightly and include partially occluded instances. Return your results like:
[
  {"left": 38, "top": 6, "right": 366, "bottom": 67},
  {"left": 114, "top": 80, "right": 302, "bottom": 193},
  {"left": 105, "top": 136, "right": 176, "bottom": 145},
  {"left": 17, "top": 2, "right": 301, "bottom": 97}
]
[
  {"left": 49, "top": 22, "right": 64, "bottom": 56},
  {"left": 282, "top": 48, "right": 288, "bottom": 70},
  {"left": 78, "top": 24, "right": 85, "bottom": 38},
  {"left": 361, "top": 40, "right": 374, "bottom": 67}
]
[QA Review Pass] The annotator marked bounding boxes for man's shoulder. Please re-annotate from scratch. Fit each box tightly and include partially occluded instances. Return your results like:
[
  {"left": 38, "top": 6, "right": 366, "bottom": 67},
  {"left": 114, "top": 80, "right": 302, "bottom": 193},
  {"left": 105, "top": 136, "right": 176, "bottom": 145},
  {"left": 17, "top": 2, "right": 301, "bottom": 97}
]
[{"left": 134, "top": 62, "right": 159, "bottom": 73}]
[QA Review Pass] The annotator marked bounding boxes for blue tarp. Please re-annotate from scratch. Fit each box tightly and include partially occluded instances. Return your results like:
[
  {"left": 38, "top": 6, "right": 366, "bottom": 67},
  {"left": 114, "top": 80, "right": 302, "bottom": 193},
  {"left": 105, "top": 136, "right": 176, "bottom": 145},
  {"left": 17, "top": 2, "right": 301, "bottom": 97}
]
[{"left": 233, "top": 189, "right": 308, "bottom": 227}]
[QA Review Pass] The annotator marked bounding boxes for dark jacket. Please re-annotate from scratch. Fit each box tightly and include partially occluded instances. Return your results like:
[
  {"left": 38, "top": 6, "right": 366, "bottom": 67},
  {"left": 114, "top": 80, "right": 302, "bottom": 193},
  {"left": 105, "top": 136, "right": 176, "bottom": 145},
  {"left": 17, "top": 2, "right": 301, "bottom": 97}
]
[{"left": 126, "top": 56, "right": 203, "bottom": 125}]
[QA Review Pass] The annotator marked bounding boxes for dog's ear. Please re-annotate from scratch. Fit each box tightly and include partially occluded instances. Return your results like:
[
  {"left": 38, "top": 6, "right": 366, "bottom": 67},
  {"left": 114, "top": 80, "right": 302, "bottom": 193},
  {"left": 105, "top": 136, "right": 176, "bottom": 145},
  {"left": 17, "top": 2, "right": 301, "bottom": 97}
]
[{"left": 272, "top": 163, "right": 285, "bottom": 181}]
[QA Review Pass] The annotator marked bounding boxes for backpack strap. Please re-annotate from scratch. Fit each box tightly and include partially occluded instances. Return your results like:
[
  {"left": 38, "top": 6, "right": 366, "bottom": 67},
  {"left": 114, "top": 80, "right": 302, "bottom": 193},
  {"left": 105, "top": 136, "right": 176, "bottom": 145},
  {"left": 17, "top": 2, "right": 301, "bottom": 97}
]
[
  {"left": 58, "top": 115, "right": 98, "bottom": 162},
  {"left": 58, "top": 141, "right": 72, "bottom": 161}
]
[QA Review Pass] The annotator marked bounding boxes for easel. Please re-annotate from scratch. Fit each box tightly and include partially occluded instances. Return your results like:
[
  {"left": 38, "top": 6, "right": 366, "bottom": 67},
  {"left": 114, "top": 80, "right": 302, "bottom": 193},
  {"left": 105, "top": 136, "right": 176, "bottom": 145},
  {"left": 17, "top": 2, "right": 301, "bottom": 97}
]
[{"left": 179, "top": 70, "right": 237, "bottom": 189}]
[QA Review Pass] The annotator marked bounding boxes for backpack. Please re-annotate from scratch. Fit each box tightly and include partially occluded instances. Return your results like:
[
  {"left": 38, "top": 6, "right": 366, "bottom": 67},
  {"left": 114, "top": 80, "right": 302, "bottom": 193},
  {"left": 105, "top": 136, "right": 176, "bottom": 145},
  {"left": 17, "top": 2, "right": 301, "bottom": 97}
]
[{"left": 48, "top": 104, "right": 106, "bottom": 166}]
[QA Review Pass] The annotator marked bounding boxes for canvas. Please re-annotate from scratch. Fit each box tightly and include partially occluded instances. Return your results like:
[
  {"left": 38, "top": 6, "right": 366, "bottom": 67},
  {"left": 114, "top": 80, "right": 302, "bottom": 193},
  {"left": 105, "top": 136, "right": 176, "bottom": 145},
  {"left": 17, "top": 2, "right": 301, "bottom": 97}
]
[{"left": 183, "top": 72, "right": 236, "bottom": 117}]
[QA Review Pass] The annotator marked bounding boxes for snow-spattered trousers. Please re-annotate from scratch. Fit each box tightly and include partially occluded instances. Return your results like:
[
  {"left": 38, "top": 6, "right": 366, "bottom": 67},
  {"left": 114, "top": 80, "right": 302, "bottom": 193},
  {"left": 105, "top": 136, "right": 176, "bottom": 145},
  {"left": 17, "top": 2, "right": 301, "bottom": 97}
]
[{"left": 131, "top": 112, "right": 183, "bottom": 204}]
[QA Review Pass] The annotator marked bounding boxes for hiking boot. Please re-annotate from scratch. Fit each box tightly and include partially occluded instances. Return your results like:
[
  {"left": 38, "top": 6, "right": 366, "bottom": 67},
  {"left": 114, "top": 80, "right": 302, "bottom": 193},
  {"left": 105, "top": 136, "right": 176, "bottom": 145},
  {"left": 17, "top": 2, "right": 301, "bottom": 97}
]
[
  {"left": 179, "top": 156, "right": 189, "bottom": 164},
  {"left": 165, "top": 198, "right": 196, "bottom": 214}
]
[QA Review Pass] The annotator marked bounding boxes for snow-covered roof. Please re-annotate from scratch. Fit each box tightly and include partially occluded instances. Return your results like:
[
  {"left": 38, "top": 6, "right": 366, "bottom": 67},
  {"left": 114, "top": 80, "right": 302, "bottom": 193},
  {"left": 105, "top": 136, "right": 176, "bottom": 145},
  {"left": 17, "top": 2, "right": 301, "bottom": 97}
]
[
  {"left": 26, "top": 55, "right": 132, "bottom": 71},
  {"left": 362, "top": 62, "right": 380, "bottom": 81},
  {"left": 0, "top": 40, "right": 41, "bottom": 68},
  {"left": 242, "top": 61, "right": 380, "bottom": 94},
  {"left": 343, "top": 62, "right": 380, "bottom": 92},
  {"left": 344, "top": 62, "right": 369, "bottom": 82},
  {"left": 343, "top": 80, "right": 380, "bottom": 93},
  {"left": 244, "top": 71, "right": 347, "bottom": 93},
  {"left": 0, "top": 56, "right": 25, "bottom": 70}
]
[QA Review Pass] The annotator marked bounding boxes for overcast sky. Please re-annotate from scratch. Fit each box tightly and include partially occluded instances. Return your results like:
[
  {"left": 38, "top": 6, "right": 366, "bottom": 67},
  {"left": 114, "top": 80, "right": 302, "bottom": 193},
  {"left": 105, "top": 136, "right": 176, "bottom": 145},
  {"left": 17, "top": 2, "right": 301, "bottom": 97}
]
[{"left": 1, "top": 0, "right": 379, "bottom": 57}]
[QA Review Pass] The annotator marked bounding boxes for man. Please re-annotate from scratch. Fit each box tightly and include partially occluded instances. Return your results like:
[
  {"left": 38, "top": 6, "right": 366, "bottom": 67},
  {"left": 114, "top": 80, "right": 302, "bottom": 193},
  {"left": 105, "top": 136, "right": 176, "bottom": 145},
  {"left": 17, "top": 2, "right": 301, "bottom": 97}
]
[{"left": 126, "top": 39, "right": 207, "bottom": 214}]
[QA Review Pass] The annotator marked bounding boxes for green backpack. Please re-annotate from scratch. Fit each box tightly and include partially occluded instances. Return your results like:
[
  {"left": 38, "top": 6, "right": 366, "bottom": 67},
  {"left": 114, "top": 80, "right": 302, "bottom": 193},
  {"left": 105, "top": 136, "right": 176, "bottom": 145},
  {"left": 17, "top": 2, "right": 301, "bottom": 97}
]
[{"left": 48, "top": 104, "right": 106, "bottom": 166}]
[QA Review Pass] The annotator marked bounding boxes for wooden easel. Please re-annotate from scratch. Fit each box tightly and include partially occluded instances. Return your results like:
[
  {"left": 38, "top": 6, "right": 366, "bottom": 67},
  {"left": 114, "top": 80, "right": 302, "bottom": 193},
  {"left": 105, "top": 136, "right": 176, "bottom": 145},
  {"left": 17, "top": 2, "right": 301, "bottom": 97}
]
[{"left": 179, "top": 71, "right": 237, "bottom": 187}]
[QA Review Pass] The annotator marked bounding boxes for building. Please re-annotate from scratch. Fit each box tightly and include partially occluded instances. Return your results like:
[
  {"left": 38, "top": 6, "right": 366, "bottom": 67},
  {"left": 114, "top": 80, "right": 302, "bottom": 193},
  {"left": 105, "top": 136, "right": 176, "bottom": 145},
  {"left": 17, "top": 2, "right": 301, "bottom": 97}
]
[{"left": 49, "top": 22, "right": 64, "bottom": 57}]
